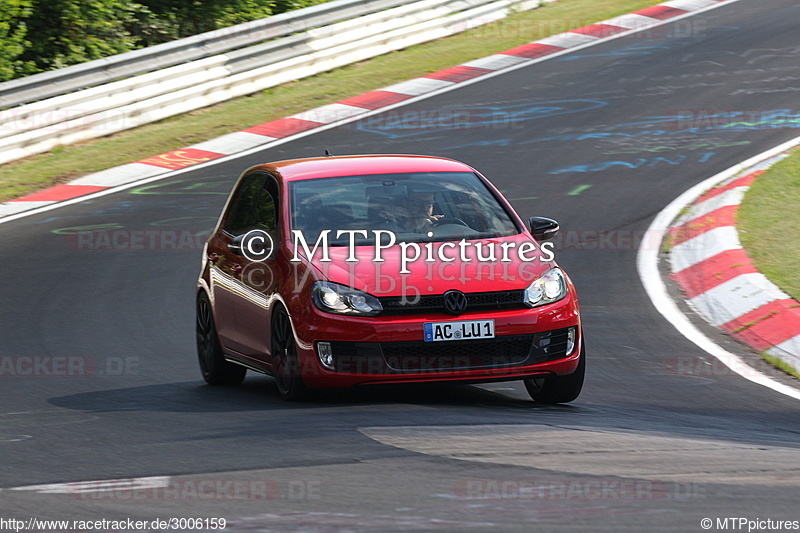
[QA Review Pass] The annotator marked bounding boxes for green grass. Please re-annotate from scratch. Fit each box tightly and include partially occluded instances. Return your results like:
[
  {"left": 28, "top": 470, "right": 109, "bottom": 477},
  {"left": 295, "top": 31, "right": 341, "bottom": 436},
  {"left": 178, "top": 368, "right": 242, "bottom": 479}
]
[
  {"left": 762, "top": 353, "right": 800, "bottom": 380},
  {"left": 738, "top": 150, "right": 800, "bottom": 302},
  {"left": 0, "top": 0, "right": 662, "bottom": 202}
]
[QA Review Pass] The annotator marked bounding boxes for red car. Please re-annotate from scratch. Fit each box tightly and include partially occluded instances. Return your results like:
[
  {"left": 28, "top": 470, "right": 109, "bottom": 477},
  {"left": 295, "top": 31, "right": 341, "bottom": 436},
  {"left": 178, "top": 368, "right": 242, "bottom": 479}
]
[{"left": 196, "top": 154, "right": 584, "bottom": 402}]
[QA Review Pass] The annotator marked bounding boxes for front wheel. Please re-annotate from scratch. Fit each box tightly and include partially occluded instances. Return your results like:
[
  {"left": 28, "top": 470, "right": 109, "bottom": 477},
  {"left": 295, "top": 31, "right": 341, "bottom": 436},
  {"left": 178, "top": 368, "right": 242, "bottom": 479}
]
[
  {"left": 271, "top": 307, "right": 309, "bottom": 401},
  {"left": 524, "top": 343, "right": 585, "bottom": 404},
  {"left": 196, "top": 292, "right": 246, "bottom": 386}
]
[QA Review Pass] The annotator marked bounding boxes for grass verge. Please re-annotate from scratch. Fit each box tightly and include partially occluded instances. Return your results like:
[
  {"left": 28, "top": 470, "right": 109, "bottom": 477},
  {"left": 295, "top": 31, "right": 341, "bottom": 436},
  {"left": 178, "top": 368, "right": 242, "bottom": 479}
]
[
  {"left": 762, "top": 353, "right": 800, "bottom": 381},
  {"left": 738, "top": 149, "right": 800, "bottom": 302},
  {"left": 0, "top": 0, "right": 661, "bottom": 202}
]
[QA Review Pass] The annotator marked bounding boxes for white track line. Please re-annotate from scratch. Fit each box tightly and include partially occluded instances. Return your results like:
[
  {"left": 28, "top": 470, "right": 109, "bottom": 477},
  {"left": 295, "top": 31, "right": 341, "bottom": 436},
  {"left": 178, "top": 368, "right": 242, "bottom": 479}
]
[{"left": 637, "top": 133, "right": 800, "bottom": 402}]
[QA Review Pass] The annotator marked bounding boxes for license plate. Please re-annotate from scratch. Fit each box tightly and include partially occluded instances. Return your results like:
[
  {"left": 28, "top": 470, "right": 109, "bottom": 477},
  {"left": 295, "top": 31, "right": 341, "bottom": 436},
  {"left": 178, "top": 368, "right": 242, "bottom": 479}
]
[{"left": 423, "top": 319, "right": 495, "bottom": 342}]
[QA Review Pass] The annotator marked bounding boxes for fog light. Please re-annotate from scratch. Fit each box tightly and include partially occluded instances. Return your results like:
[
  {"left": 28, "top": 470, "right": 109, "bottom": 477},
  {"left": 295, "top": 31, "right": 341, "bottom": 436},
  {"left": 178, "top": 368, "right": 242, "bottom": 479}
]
[
  {"left": 317, "top": 341, "right": 334, "bottom": 370},
  {"left": 566, "top": 327, "right": 577, "bottom": 356}
]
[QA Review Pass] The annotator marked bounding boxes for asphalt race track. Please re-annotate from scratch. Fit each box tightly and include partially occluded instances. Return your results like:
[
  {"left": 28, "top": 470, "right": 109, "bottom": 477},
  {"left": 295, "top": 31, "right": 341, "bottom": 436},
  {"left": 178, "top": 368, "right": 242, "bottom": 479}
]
[{"left": 2, "top": 0, "right": 800, "bottom": 530}]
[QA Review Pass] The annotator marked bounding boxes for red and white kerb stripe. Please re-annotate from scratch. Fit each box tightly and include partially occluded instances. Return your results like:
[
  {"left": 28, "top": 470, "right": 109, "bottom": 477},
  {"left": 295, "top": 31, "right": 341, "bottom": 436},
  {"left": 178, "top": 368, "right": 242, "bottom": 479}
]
[{"left": 669, "top": 156, "right": 800, "bottom": 365}]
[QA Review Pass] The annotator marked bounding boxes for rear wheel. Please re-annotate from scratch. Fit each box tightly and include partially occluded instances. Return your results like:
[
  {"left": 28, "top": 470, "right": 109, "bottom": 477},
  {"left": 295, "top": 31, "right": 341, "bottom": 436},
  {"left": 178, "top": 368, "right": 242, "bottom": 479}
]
[
  {"left": 271, "top": 307, "right": 309, "bottom": 401},
  {"left": 524, "top": 343, "right": 585, "bottom": 404},
  {"left": 196, "top": 292, "right": 246, "bottom": 385}
]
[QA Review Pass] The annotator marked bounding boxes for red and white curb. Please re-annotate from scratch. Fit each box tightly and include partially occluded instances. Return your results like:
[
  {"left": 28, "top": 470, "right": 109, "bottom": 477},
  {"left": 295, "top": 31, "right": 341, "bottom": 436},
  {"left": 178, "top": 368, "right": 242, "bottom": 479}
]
[
  {"left": 0, "top": 0, "right": 735, "bottom": 220},
  {"left": 638, "top": 135, "right": 800, "bottom": 401},
  {"left": 668, "top": 154, "right": 800, "bottom": 372}
]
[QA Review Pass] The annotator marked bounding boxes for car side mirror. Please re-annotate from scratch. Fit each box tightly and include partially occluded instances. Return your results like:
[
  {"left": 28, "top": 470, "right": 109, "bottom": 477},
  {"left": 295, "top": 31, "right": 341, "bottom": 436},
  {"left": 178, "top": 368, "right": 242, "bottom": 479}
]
[
  {"left": 528, "top": 217, "right": 559, "bottom": 241},
  {"left": 229, "top": 234, "right": 245, "bottom": 255}
]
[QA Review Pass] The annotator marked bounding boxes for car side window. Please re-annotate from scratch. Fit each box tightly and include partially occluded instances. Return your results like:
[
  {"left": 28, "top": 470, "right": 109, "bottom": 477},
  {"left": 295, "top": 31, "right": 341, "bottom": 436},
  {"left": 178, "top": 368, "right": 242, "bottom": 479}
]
[
  {"left": 258, "top": 178, "right": 280, "bottom": 231},
  {"left": 224, "top": 173, "right": 277, "bottom": 235}
]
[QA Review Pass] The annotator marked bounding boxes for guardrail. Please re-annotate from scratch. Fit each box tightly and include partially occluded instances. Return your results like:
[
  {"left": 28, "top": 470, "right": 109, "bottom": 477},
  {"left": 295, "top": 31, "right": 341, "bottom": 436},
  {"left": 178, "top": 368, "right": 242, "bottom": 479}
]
[
  {"left": 0, "top": 0, "right": 553, "bottom": 166},
  {"left": 0, "top": 0, "right": 415, "bottom": 110}
]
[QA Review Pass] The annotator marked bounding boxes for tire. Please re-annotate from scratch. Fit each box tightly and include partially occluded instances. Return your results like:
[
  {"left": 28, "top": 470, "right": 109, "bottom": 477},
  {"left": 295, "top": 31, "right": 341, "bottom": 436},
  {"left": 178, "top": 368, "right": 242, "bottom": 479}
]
[
  {"left": 196, "top": 291, "right": 246, "bottom": 386},
  {"left": 271, "top": 306, "right": 310, "bottom": 401},
  {"left": 524, "top": 343, "right": 585, "bottom": 404}
]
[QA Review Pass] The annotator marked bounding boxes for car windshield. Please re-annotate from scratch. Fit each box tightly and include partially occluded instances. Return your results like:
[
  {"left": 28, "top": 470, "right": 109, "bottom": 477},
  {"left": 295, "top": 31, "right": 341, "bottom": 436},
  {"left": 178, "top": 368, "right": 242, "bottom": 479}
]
[{"left": 290, "top": 172, "right": 520, "bottom": 246}]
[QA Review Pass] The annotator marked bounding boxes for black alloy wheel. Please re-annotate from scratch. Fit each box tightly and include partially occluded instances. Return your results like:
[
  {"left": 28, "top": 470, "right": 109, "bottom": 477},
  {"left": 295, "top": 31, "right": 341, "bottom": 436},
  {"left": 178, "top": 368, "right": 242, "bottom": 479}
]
[{"left": 197, "top": 292, "right": 246, "bottom": 386}]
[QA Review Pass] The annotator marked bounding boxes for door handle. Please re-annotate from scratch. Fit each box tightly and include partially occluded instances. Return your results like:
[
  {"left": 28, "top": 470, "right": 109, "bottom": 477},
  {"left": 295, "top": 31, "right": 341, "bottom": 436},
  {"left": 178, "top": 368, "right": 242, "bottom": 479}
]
[
  {"left": 231, "top": 264, "right": 243, "bottom": 274},
  {"left": 207, "top": 252, "right": 219, "bottom": 263}
]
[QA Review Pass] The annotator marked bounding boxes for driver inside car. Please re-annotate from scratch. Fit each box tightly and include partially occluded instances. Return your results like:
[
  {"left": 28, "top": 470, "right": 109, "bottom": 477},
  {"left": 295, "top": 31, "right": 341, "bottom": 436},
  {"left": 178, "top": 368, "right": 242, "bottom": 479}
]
[{"left": 401, "top": 192, "right": 443, "bottom": 233}]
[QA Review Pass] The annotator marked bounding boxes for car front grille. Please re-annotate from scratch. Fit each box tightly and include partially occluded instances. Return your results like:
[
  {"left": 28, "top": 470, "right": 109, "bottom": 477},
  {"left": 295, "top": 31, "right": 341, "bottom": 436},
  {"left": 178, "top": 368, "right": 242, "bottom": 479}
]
[
  {"left": 378, "top": 289, "right": 526, "bottom": 315},
  {"left": 382, "top": 335, "right": 534, "bottom": 371},
  {"left": 327, "top": 327, "right": 573, "bottom": 374}
]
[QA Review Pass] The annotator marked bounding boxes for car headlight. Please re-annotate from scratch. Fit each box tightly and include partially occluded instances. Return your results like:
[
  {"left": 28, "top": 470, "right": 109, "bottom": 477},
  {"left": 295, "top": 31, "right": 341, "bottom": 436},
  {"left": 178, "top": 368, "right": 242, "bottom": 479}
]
[
  {"left": 524, "top": 268, "right": 568, "bottom": 308},
  {"left": 312, "top": 281, "right": 383, "bottom": 316}
]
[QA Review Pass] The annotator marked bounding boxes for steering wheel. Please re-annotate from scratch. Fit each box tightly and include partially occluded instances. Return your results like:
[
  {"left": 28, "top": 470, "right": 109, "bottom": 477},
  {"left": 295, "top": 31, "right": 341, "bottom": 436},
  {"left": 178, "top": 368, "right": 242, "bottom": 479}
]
[{"left": 433, "top": 217, "right": 470, "bottom": 227}]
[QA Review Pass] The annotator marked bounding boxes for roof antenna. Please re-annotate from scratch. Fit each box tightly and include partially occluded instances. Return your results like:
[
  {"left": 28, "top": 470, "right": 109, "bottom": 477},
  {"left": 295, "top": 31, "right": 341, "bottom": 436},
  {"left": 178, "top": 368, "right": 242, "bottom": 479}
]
[{"left": 324, "top": 149, "right": 333, "bottom": 157}]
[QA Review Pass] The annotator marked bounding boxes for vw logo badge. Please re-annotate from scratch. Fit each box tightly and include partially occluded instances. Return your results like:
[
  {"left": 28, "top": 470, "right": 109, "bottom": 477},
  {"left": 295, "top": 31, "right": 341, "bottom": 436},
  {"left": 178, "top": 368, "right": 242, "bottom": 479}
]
[{"left": 443, "top": 290, "right": 468, "bottom": 316}]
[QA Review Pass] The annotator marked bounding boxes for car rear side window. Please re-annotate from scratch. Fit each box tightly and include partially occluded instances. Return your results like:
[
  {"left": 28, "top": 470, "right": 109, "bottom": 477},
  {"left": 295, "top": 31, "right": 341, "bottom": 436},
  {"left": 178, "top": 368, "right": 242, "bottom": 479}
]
[{"left": 225, "top": 173, "right": 277, "bottom": 235}]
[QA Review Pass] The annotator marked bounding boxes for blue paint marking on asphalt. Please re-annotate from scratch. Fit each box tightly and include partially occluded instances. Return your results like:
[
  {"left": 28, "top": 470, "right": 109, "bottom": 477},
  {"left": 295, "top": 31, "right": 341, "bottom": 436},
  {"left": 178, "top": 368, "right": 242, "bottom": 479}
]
[
  {"left": 548, "top": 153, "right": 719, "bottom": 175},
  {"left": 442, "top": 110, "right": 800, "bottom": 151},
  {"left": 355, "top": 100, "right": 608, "bottom": 139},
  {"left": 34, "top": 217, "right": 68, "bottom": 224},
  {"left": 555, "top": 44, "right": 676, "bottom": 62}
]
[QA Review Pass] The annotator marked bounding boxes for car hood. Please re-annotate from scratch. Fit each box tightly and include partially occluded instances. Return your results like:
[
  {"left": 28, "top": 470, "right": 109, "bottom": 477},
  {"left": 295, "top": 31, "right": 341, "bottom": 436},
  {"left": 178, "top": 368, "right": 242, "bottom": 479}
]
[{"left": 303, "top": 233, "right": 555, "bottom": 297}]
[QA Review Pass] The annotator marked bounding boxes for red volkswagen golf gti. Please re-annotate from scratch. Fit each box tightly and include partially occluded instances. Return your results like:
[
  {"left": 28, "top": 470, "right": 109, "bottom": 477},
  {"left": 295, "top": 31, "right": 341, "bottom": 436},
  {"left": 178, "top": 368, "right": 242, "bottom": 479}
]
[{"left": 196, "top": 155, "right": 584, "bottom": 402}]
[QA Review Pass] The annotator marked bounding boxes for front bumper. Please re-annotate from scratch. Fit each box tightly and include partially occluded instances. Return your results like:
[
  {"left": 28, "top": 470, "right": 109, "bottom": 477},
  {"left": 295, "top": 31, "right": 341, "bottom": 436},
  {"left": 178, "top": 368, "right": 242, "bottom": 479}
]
[{"left": 290, "top": 291, "right": 581, "bottom": 388}]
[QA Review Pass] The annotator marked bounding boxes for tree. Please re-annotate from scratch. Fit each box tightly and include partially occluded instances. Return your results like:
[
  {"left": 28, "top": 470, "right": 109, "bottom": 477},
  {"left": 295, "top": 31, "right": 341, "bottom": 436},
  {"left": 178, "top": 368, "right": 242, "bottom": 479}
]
[
  {"left": 17, "top": 0, "right": 152, "bottom": 72},
  {"left": 0, "top": 0, "right": 332, "bottom": 81},
  {"left": 0, "top": 0, "right": 33, "bottom": 81},
  {"left": 138, "top": 0, "right": 275, "bottom": 39}
]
